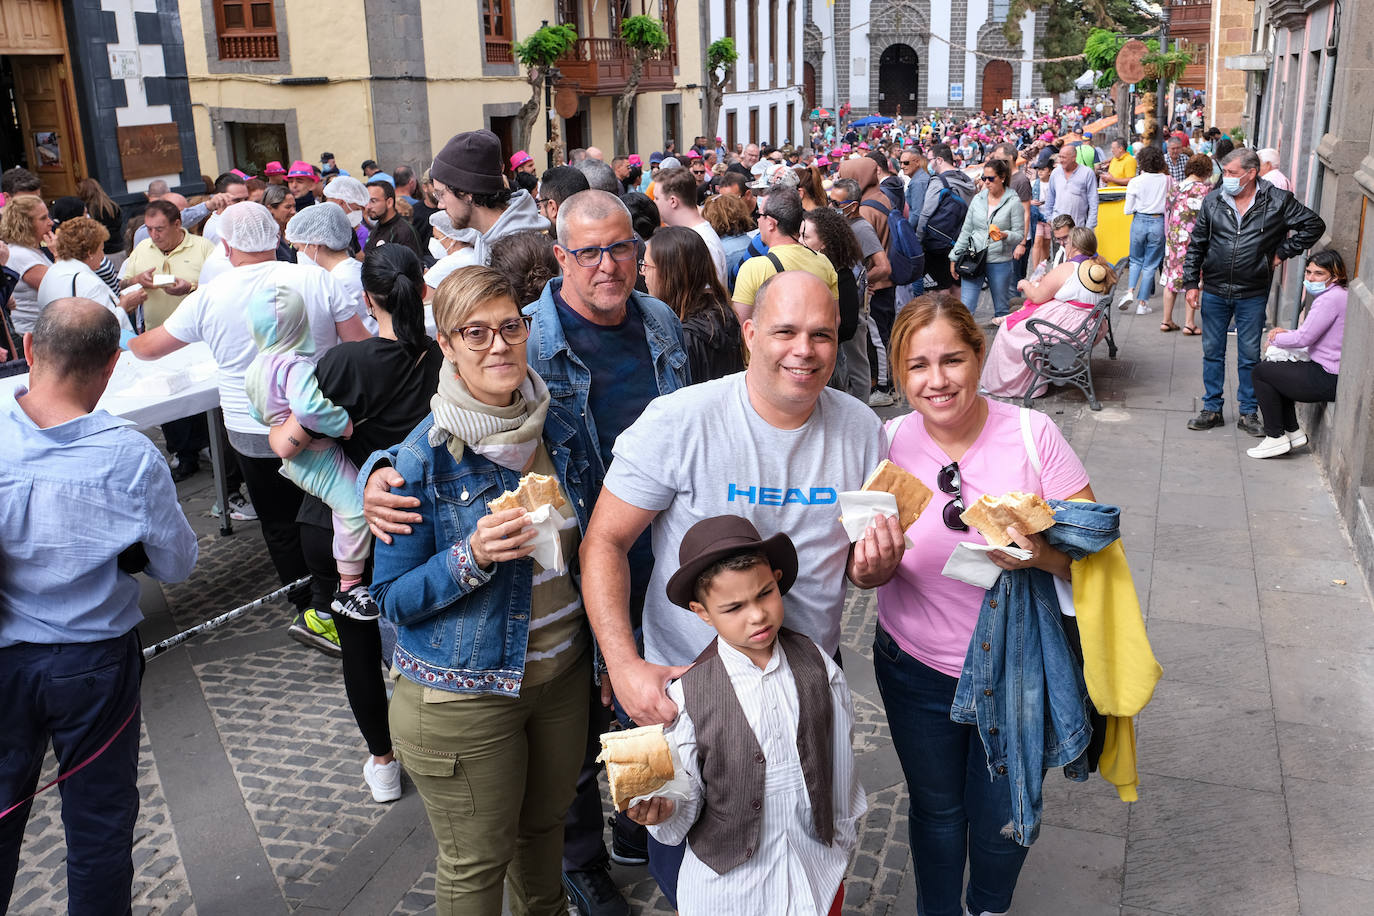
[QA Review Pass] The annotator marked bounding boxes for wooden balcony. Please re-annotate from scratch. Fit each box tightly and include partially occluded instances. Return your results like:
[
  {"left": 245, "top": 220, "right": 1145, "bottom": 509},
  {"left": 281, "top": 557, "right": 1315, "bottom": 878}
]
[
  {"left": 218, "top": 31, "right": 279, "bottom": 61},
  {"left": 556, "top": 38, "right": 675, "bottom": 97}
]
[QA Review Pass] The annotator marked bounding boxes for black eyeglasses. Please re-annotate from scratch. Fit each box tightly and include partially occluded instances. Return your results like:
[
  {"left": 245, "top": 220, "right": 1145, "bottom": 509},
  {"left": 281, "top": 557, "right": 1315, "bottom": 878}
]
[
  {"left": 449, "top": 315, "right": 532, "bottom": 351},
  {"left": 562, "top": 239, "right": 638, "bottom": 268},
  {"left": 938, "top": 461, "right": 969, "bottom": 532}
]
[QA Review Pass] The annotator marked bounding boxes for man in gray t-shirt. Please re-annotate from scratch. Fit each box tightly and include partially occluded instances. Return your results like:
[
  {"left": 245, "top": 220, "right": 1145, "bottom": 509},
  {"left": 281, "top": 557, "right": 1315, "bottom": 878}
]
[{"left": 581, "top": 270, "right": 905, "bottom": 727}]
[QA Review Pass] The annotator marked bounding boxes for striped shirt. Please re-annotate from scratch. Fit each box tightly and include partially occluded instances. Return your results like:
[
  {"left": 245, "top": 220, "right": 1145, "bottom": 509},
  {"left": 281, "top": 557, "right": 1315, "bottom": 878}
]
[{"left": 650, "top": 636, "right": 866, "bottom": 915}]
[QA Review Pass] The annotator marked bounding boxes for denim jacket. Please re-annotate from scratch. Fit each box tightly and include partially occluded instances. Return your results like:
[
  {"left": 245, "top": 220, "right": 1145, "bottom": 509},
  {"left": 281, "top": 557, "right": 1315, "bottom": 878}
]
[
  {"left": 369, "top": 403, "right": 594, "bottom": 697},
  {"left": 523, "top": 277, "right": 689, "bottom": 487},
  {"left": 951, "top": 500, "right": 1121, "bottom": 847}
]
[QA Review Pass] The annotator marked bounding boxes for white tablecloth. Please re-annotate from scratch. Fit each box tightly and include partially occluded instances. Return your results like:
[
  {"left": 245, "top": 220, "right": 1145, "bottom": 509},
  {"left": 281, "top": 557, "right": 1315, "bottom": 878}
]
[{"left": 1, "top": 342, "right": 220, "bottom": 429}]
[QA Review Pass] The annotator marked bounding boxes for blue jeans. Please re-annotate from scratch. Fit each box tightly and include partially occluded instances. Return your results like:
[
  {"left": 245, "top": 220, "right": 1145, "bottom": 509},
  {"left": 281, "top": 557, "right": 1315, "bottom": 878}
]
[
  {"left": 959, "top": 259, "right": 1016, "bottom": 317},
  {"left": 0, "top": 630, "right": 143, "bottom": 914},
  {"left": 1127, "top": 213, "right": 1165, "bottom": 302},
  {"left": 1200, "top": 290, "right": 1268, "bottom": 413},
  {"left": 874, "top": 626, "right": 1029, "bottom": 916}
]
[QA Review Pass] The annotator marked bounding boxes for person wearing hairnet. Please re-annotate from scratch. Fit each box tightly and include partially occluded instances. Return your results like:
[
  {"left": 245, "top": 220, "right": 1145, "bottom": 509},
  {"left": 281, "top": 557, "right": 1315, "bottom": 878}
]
[
  {"left": 129, "top": 202, "right": 372, "bottom": 654},
  {"left": 287, "top": 204, "right": 371, "bottom": 333},
  {"left": 325, "top": 176, "right": 371, "bottom": 254},
  {"left": 422, "top": 210, "right": 482, "bottom": 299}
]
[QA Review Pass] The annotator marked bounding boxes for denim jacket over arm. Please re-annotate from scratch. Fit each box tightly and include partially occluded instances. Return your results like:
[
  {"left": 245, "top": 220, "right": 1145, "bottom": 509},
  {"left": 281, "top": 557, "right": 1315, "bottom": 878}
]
[
  {"left": 369, "top": 403, "right": 594, "bottom": 698},
  {"left": 950, "top": 499, "right": 1122, "bottom": 847},
  {"left": 523, "top": 277, "right": 690, "bottom": 488}
]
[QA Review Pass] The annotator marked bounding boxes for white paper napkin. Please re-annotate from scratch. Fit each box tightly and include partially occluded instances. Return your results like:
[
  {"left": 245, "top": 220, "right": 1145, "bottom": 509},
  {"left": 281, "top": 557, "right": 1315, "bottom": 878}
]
[
  {"left": 940, "top": 541, "right": 1033, "bottom": 589},
  {"left": 837, "top": 490, "right": 915, "bottom": 548},
  {"left": 523, "top": 503, "right": 565, "bottom": 574},
  {"left": 627, "top": 730, "right": 694, "bottom": 809}
]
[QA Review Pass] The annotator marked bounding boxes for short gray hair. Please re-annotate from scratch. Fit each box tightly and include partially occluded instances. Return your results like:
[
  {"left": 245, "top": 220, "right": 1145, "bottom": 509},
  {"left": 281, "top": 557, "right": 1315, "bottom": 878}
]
[
  {"left": 555, "top": 189, "right": 632, "bottom": 246},
  {"left": 1256, "top": 148, "right": 1280, "bottom": 167},
  {"left": 31, "top": 297, "right": 120, "bottom": 381},
  {"left": 831, "top": 177, "right": 861, "bottom": 201},
  {"left": 1223, "top": 148, "right": 1260, "bottom": 173},
  {"left": 572, "top": 159, "right": 621, "bottom": 194}
]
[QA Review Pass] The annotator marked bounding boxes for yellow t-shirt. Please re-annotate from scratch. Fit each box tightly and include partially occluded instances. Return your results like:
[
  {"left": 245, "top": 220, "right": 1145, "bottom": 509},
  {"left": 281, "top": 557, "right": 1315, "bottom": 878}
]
[
  {"left": 732, "top": 243, "right": 839, "bottom": 307},
  {"left": 1107, "top": 154, "right": 1137, "bottom": 182},
  {"left": 121, "top": 232, "right": 216, "bottom": 329}
]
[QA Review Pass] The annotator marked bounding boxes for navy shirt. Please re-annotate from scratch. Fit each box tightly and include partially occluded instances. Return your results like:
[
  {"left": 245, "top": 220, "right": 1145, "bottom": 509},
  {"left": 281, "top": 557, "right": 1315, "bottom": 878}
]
[{"left": 553, "top": 286, "right": 661, "bottom": 618}]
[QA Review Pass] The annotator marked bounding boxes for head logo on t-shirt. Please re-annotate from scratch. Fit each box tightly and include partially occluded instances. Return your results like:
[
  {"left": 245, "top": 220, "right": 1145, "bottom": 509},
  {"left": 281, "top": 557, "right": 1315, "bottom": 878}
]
[{"left": 726, "top": 483, "right": 838, "bottom": 506}]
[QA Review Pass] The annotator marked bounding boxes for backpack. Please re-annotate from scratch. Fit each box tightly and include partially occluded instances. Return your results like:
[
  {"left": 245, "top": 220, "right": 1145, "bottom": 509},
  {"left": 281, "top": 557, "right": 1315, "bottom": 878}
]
[
  {"left": 923, "top": 172, "right": 972, "bottom": 252},
  {"left": 862, "top": 198, "right": 925, "bottom": 286}
]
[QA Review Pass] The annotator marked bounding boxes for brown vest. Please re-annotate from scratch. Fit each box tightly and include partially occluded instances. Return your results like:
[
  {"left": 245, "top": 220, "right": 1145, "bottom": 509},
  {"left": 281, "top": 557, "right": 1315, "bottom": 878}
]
[{"left": 679, "top": 627, "right": 835, "bottom": 874}]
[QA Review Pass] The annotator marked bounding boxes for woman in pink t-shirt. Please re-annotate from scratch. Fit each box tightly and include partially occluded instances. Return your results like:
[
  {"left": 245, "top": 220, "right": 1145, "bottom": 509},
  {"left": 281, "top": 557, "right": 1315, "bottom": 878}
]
[{"left": 871, "top": 294, "right": 1094, "bottom": 916}]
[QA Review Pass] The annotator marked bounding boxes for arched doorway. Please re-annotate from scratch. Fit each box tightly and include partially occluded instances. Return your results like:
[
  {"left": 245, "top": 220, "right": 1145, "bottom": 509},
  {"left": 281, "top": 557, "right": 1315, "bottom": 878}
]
[
  {"left": 878, "top": 44, "right": 919, "bottom": 116},
  {"left": 803, "top": 62, "right": 816, "bottom": 113},
  {"left": 981, "top": 59, "right": 1014, "bottom": 114}
]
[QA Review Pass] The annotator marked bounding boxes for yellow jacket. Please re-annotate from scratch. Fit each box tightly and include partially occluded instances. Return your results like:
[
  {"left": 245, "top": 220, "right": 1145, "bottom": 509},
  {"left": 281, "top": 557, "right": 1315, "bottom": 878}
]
[{"left": 1070, "top": 538, "right": 1162, "bottom": 801}]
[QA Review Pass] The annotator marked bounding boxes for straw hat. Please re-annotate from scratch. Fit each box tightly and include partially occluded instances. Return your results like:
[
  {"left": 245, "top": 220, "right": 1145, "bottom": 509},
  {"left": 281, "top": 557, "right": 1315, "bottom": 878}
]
[{"left": 1077, "top": 260, "right": 1113, "bottom": 295}]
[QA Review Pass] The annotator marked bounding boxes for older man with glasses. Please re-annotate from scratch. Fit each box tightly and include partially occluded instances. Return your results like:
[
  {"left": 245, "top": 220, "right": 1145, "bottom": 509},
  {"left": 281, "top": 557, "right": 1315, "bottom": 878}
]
[{"left": 361, "top": 189, "right": 688, "bottom": 916}]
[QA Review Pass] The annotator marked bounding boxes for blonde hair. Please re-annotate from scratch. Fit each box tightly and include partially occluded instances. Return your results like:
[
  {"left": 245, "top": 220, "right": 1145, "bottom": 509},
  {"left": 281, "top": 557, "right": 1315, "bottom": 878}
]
[
  {"left": 0, "top": 196, "right": 48, "bottom": 249},
  {"left": 888, "top": 293, "right": 987, "bottom": 397},
  {"left": 431, "top": 265, "right": 519, "bottom": 340},
  {"left": 53, "top": 216, "right": 109, "bottom": 261},
  {"left": 1066, "top": 227, "right": 1118, "bottom": 287}
]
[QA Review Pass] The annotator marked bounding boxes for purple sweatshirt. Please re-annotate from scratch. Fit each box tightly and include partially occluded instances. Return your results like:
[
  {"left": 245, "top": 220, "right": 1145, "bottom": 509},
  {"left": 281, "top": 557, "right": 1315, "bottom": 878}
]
[{"left": 1273, "top": 285, "right": 1346, "bottom": 375}]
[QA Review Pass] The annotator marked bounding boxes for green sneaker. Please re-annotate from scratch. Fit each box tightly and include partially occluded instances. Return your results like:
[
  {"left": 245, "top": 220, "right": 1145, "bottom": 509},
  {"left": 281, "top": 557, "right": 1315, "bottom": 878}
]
[{"left": 288, "top": 609, "right": 342, "bottom": 658}]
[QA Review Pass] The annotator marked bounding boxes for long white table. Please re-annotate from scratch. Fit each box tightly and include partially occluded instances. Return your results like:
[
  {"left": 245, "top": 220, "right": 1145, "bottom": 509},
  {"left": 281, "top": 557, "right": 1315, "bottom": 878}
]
[{"left": 2, "top": 342, "right": 238, "bottom": 535}]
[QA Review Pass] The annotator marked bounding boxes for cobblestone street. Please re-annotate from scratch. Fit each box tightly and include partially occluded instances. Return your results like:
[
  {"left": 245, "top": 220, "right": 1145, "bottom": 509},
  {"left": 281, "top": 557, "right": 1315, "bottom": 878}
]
[{"left": 13, "top": 302, "right": 1374, "bottom": 914}]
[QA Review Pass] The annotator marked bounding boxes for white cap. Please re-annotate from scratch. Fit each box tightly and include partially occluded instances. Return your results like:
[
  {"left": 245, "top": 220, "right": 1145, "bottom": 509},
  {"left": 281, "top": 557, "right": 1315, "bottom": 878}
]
[
  {"left": 658, "top": 156, "right": 682, "bottom": 170},
  {"left": 221, "top": 201, "right": 280, "bottom": 253},
  {"left": 284, "top": 203, "right": 352, "bottom": 250},
  {"left": 324, "top": 176, "right": 368, "bottom": 208}
]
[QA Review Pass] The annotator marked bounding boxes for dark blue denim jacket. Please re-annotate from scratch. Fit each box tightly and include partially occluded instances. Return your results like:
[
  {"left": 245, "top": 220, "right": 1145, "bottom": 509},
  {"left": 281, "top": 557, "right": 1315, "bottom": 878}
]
[
  {"left": 369, "top": 404, "right": 594, "bottom": 697},
  {"left": 951, "top": 499, "right": 1121, "bottom": 846},
  {"left": 524, "top": 278, "right": 689, "bottom": 488}
]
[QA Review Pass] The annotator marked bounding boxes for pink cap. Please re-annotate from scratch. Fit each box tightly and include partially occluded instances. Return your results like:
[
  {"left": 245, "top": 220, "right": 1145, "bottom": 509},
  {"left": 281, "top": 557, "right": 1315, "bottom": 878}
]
[
  {"left": 685, "top": 149, "right": 702, "bottom": 160},
  {"left": 230, "top": 168, "right": 256, "bottom": 180},
  {"left": 286, "top": 160, "right": 316, "bottom": 178},
  {"left": 264, "top": 161, "right": 287, "bottom": 176},
  {"left": 509, "top": 150, "right": 533, "bottom": 170},
  {"left": 628, "top": 154, "right": 642, "bottom": 165},
  {"left": 816, "top": 156, "right": 831, "bottom": 167}
]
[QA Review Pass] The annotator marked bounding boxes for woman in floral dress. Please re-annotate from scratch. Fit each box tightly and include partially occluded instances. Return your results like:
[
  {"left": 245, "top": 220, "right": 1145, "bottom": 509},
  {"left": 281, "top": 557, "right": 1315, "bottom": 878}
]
[{"left": 1160, "top": 154, "right": 1217, "bottom": 334}]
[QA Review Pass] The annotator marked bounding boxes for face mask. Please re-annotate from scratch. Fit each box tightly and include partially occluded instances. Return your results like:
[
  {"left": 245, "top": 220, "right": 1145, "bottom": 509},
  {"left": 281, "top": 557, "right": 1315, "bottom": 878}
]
[
  {"left": 1221, "top": 176, "right": 1243, "bottom": 195},
  {"left": 429, "top": 237, "right": 449, "bottom": 261},
  {"left": 1303, "top": 279, "right": 1329, "bottom": 296},
  {"left": 927, "top": 163, "right": 936, "bottom": 174},
  {"left": 296, "top": 246, "right": 316, "bottom": 268},
  {"left": 346, "top": 208, "right": 363, "bottom": 228}
]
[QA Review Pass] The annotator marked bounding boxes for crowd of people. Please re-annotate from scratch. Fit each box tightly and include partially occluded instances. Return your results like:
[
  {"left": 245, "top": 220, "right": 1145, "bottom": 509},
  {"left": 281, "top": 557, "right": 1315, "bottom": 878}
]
[{"left": 0, "top": 92, "right": 1346, "bottom": 916}]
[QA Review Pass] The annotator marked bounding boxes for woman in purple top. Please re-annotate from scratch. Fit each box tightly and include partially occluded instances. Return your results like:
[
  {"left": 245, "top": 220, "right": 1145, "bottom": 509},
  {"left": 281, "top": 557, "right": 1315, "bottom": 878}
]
[{"left": 1248, "top": 249, "right": 1348, "bottom": 459}]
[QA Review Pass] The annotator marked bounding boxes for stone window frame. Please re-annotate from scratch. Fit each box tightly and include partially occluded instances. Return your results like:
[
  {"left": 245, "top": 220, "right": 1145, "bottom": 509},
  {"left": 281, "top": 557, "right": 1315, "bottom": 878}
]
[
  {"left": 200, "top": 0, "right": 291, "bottom": 75},
  {"left": 867, "top": 1, "right": 929, "bottom": 116},
  {"left": 478, "top": 0, "right": 520, "bottom": 76},
  {"left": 205, "top": 105, "right": 301, "bottom": 175}
]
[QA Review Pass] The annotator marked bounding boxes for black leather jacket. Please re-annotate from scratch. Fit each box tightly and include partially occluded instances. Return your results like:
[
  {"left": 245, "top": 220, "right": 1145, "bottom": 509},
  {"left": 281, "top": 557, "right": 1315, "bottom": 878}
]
[
  {"left": 1181, "top": 181, "right": 1325, "bottom": 300},
  {"left": 681, "top": 303, "right": 745, "bottom": 384}
]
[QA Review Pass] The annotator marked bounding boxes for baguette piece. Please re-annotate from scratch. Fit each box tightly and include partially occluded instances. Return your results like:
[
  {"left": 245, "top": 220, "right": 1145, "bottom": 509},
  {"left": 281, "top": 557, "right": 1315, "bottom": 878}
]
[
  {"left": 596, "top": 724, "right": 675, "bottom": 811},
  {"left": 959, "top": 491, "right": 1057, "bottom": 547},
  {"left": 860, "top": 459, "right": 934, "bottom": 530},
  {"left": 487, "top": 472, "right": 567, "bottom": 514}
]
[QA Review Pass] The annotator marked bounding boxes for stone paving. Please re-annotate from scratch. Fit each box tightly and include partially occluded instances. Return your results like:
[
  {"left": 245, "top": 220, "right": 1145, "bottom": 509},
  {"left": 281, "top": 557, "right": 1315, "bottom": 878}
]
[{"left": 11, "top": 291, "right": 1374, "bottom": 914}]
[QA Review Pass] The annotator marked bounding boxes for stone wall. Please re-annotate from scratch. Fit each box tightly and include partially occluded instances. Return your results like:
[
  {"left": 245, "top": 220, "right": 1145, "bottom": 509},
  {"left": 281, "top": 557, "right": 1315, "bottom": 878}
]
[{"left": 1211, "top": 0, "right": 1253, "bottom": 129}]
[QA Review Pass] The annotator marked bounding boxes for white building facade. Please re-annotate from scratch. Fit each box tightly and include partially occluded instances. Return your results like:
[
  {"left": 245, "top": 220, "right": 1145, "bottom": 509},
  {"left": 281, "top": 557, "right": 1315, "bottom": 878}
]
[
  {"left": 800, "top": 0, "right": 1046, "bottom": 122},
  {"left": 709, "top": 0, "right": 808, "bottom": 148}
]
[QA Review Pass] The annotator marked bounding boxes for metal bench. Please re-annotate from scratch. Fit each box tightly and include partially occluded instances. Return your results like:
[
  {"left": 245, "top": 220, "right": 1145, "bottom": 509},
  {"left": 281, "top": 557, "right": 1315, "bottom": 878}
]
[{"left": 1018, "top": 256, "right": 1127, "bottom": 411}]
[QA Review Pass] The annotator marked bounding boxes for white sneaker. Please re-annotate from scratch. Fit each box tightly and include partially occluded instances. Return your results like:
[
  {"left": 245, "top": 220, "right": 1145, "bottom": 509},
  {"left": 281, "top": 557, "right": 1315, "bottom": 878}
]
[
  {"left": 1287, "top": 430, "right": 1308, "bottom": 449},
  {"left": 1247, "top": 435, "right": 1292, "bottom": 459},
  {"left": 1135, "top": 303, "right": 1154, "bottom": 314},
  {"left": 1117, "top": 291, "right": 1135, "bottom": 311},
  {"left": 868, "top": 388, "right": 896, "bottom": 407},
  {"left": 363, "top": 757, "right": 402, "bottom": 803}
]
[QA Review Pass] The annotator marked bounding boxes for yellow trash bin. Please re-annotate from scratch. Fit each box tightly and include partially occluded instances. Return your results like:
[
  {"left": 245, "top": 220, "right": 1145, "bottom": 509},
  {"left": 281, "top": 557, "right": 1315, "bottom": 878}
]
[{"left": 1096, "top": 188, "right": 1129, "bottom": 266}]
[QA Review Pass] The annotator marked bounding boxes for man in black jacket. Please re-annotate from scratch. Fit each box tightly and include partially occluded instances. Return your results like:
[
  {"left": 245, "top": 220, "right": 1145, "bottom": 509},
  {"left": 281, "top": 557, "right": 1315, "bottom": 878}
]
[{"left": 1181, "top": 148, "right": 1324, "bottom": 434}]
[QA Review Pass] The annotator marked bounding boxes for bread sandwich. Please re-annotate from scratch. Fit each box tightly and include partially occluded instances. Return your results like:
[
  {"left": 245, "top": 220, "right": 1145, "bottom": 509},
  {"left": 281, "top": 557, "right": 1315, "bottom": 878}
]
[
  {"left": 959, "top": 491, "right": 1057, "bottom": 547},
  {"left": 487, "top": 472, "right": 567, "bottom": 514},
  {"left": 860, "top": 459, "right": 934, "bottom": 530},
  {"left": 596, "top": 724, "right": 675, "bottom": 811}
]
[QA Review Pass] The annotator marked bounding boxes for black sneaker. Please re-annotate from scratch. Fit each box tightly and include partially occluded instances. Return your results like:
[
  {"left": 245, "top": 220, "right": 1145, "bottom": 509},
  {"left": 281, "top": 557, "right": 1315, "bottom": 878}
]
[
  {"left": 562, "top": 860, "right": 629, "bottom": 916},
  {"left": 1236, "top": 413, "right": 1265, "bottom": 438},
  {"left": 170, "top": 460, "right": 200, "bottom": 483},
  {"left": 1187, "top": 410, "right": 1224, "bottom": 431},
  {"left": 331, "top": 583, "right": 379, "bottom": 621},
  {"left": 607, "top": 815, "right": 648, "bottom": 866}
]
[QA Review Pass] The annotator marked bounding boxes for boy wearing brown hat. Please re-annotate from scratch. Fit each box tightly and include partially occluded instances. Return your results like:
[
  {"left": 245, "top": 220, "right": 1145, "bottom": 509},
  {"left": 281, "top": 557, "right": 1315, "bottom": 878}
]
[{"left": 628, "top": 515, "right": 866, "bottom": 916}]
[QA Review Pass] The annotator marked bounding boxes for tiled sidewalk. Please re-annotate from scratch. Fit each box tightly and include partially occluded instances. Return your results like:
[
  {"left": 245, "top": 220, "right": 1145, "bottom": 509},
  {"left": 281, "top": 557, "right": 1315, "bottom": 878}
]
[{"left": 12, "top": 298, "right": 1373, "bottom": 914}]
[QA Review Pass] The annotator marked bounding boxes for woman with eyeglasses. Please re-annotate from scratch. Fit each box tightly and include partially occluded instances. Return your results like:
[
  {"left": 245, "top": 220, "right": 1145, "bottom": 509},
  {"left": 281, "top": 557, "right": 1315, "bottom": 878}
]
[
  {"left": 871, "top": 294, "right": 1094, "bottom": 916},
  {"left": 370, "top": 264, "right": 596, "bottom": 916}
]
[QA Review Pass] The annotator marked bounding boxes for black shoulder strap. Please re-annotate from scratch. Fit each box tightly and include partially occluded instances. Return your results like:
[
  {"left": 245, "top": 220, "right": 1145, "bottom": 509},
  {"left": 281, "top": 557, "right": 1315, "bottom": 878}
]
[{"left": 766, "top": 250, "right": 785, "bottom": 274}]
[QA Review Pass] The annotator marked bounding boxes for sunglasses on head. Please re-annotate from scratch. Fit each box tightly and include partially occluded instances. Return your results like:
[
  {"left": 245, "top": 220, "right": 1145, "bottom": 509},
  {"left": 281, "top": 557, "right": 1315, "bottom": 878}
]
[{"left": 937, "top": 462, "right": 969, "bottom": 532}]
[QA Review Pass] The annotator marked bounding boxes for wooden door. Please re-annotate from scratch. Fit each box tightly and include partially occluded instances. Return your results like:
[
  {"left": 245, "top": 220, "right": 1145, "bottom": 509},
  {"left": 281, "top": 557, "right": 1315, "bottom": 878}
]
[
  {"left": 981, "top": 60, "right": 1014, "bottom": 115},
  {"left": 12, "top": 55, "right": 81, "bottom": 198}
]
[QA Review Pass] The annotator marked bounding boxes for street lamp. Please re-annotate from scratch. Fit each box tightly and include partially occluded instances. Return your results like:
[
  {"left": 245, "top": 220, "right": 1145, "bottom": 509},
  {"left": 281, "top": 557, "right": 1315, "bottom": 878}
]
[
  {"left": 1156, "top": 6, "right": 1171, "bottom": 148},
  {"left": 542, "top": 19, "right": 563, "bottom": 169}
]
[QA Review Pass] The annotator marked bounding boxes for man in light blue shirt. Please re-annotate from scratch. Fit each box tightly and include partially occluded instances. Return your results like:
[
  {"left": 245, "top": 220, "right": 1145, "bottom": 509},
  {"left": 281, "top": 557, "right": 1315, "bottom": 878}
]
[
  {"left": 1044, "top": 143, "right": 1099, "bottom": 230},
  {"left": 0, "top": 298, "right": 198, "bottom": 911}
]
